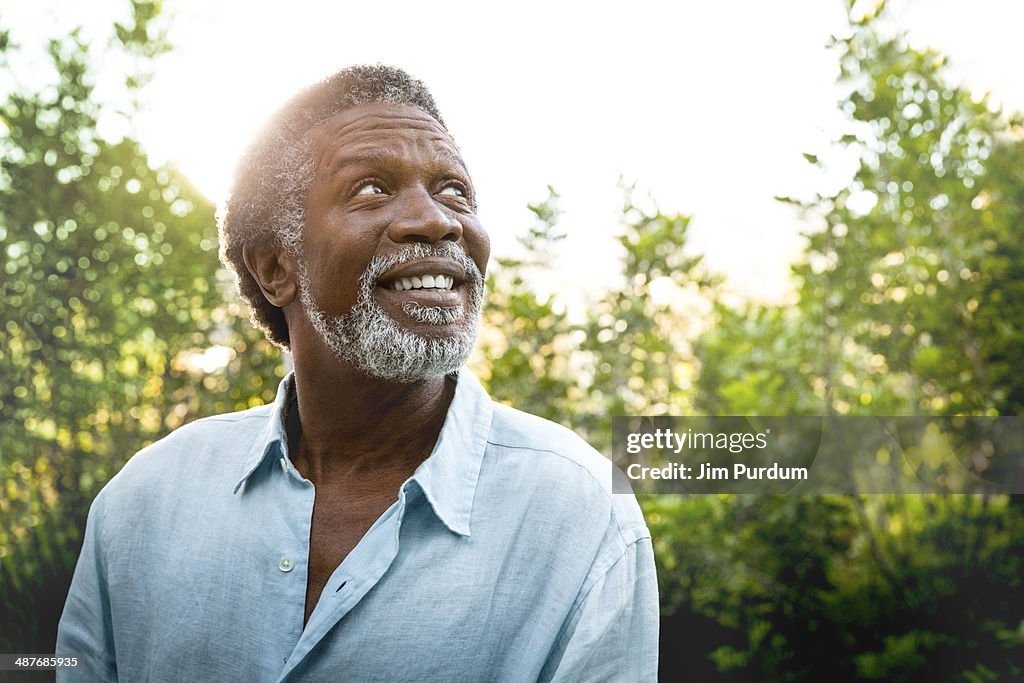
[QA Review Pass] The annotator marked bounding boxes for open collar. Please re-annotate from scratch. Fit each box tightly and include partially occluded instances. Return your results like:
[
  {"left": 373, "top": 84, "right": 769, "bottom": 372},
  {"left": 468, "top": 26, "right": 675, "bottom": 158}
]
[
  {"left": 406, "top": 369, "right": 491, "bottom": 536},
  {"left": 232, "top": 368, "right": 492, "bottom": 536}
]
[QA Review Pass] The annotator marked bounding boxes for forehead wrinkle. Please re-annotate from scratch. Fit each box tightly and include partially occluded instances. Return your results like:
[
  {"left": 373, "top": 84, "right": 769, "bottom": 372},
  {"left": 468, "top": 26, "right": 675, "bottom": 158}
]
[{"left": 315, "top": 109, "right": 449, "bottom": 141}]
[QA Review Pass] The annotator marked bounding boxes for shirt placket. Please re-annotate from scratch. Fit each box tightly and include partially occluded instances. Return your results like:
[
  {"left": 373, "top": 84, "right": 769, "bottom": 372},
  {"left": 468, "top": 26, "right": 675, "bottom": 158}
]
[
  {"left": 266, "top": 454, "right": 317, "bottom": 674},
  {"left": 276, "top": 483, "right": 411, "bottom": 681}
]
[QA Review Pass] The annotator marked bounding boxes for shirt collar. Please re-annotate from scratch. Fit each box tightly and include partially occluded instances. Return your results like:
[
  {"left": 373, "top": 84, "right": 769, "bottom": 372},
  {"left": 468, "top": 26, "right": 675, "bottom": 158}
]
[
  {"left": 233, "top": 372, "right": 294, "bottom": 494},
  {"left": 408, "top": 368, "right": 491, "bottom": 536},
  {"left": 232, "top": 368, "right": 492, "bottom": 537}
]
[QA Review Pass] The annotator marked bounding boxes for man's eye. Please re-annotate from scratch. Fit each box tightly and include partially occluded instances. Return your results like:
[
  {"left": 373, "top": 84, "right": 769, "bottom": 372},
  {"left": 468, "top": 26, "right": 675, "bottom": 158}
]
[
  {"left": 438, "top": 185, "right": 465, "bottom": 198},
  {"left": 355, "top": 182, "right": 385, "bottom": 196}
]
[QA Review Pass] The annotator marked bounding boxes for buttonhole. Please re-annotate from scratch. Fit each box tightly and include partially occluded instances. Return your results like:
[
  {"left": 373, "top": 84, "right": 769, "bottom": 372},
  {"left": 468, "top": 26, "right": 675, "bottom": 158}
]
[{"left": 336, "top": 581, "right": 347, "bottom": 593}]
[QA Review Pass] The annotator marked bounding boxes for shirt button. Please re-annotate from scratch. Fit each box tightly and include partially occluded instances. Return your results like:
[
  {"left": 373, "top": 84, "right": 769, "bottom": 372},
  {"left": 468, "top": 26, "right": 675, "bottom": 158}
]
[
  {"left": 279, "top": 556, "right": 294, "bottom": 572},
  {"left": 279, "top": 457, "right": 288, "bottom": 473}
]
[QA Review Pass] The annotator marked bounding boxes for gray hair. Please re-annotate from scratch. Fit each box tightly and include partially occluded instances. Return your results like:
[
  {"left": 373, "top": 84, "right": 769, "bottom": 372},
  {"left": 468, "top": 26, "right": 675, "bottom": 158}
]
[{"left": 218, "top": 64, "right": 448, "bottom": 349}]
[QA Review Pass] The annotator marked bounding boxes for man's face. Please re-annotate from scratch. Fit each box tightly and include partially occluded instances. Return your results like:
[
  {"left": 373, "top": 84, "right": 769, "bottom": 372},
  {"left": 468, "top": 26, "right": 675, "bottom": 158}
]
[{"left": 297, "top": 102, "right": 490, "bottom": 382}]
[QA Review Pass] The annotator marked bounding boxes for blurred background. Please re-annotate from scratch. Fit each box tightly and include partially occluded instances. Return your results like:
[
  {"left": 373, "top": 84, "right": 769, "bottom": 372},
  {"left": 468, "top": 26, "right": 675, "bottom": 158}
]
[{"left": 1, "top": 0, "right": 1022, "bottom": 680}]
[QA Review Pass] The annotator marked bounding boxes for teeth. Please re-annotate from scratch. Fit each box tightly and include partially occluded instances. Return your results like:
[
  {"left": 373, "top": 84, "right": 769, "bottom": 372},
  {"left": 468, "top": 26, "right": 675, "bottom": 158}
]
[{"left": 391, "top": 274, "right": 454, "bottom": 291}]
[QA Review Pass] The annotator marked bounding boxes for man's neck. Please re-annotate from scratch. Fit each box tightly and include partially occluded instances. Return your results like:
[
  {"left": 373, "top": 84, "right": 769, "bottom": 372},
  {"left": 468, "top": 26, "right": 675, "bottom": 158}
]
[{"left": 287, "top": 360, "right": 456, "bottom": 488}]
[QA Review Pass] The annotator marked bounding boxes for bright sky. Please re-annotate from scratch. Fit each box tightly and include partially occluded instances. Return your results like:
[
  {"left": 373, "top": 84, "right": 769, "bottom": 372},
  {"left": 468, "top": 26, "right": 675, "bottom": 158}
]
[{"left": 5, "top": 0, "right": 1023, "bottom": 303}]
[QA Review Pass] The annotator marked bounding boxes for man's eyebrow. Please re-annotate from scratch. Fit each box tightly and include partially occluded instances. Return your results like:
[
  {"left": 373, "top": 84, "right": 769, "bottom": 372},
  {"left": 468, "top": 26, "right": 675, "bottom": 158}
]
[
  {"left": 326, "top": 148, "right": 392, "bottom": 171},
  {"left": 323, "top": 147, "right": 470, "bottom": 179}
]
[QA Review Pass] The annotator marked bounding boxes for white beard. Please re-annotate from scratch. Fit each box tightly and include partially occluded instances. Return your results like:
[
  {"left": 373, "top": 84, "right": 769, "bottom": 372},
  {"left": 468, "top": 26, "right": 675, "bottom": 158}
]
[{"left": 298, "top": 242, "right": 484, "bottom": 383}]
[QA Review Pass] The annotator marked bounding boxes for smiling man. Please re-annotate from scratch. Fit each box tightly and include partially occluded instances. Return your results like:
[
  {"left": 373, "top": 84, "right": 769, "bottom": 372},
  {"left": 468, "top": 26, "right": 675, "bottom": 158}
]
[{"left": 57, "top": 65, "right": 658, "bottom": 682}]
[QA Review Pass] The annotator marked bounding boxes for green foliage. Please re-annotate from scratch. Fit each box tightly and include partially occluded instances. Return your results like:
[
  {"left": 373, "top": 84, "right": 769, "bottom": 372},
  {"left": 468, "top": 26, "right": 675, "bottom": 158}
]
[
  {"left": 788, "top": 4, "right": 1024, "bottom": 417},
  {"left": 647, "top": 492, "right": 1024, "bottom": 681},
  {"left": 0, "top": 6, "right": 281, "bottom": 651},
  {"left": 576, "top": 189, "right": 717, "bottom": 449},
  {"left": 474, "top": 187, "right": 578, "bottom": 424},
  {"left": 478, "top": 185, "right": 716, "bottom": 452},
  {"left": 664, "top": 3, "right": 1024, "bottom": 680}
]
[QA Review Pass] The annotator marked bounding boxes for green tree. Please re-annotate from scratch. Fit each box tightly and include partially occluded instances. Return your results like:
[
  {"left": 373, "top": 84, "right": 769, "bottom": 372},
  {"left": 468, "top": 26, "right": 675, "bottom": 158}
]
[
  {"left": 0, "top": 4, "right": 281, "bottom": 651},
  {"left": 576, "top": 188, "right": 717, "bottom": 450},
  {"left": 474, "top": 187, "right": 579, "bottom": 424},
  {"left": 789, "top": 0, "right": 1024, "bottom": 417},
  {"left": 480, "top": 185, "right": 716, "bottom": 450},
  {"left": 671, "top": 2, "right": 1024, "bottom": 680}
]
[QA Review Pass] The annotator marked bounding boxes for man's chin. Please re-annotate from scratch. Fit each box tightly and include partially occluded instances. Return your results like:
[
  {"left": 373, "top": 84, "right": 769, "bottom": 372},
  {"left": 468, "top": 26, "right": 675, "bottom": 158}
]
[
  {"left": 354, "top": 345, "right": 472, "bottom": 384},
  {"left": 337, "top": 313, "right": 479, "bottom": 384}
]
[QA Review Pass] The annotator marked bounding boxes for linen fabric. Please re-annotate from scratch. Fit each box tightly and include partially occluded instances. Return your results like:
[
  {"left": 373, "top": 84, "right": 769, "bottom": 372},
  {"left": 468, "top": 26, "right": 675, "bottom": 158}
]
[{"left": 57, "top": 369, "right": 658, "bottom": 681}]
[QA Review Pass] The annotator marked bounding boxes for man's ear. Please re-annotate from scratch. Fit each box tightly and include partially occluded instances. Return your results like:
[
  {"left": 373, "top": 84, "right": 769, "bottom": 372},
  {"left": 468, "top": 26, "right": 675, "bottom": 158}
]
[{"left": 242, "top": 244, "right": 298, "bottom": 308}]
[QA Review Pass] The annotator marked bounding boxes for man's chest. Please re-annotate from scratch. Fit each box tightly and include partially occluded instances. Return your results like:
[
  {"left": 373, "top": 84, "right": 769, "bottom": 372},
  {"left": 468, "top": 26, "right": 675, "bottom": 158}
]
[{"left": 304, "top": 492, "right": 398, "bottom": 622}]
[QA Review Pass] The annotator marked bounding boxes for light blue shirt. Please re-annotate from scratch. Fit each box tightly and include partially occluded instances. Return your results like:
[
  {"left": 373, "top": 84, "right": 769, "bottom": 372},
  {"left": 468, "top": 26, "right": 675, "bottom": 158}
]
[{"left": 57, "top": 369, "right": 658, "bottom": 681}]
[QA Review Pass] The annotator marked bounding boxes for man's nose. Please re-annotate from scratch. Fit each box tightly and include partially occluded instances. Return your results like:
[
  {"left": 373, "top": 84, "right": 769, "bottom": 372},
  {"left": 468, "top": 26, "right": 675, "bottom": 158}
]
[{"left": 387, "top": 188, "right": 463, "bottom": 243}]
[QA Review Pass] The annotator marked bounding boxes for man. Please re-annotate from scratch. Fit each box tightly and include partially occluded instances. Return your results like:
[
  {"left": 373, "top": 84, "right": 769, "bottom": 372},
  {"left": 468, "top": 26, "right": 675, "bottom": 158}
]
[{"left": 57, "top": 64, "right": 658, "bottom": 681}]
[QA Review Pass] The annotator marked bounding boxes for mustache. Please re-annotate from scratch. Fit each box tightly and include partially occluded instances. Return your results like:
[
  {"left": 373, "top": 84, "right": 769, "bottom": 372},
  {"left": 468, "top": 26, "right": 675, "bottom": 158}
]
[{"left": 360, "top": 242, "right": 483, "bottom": 289}]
